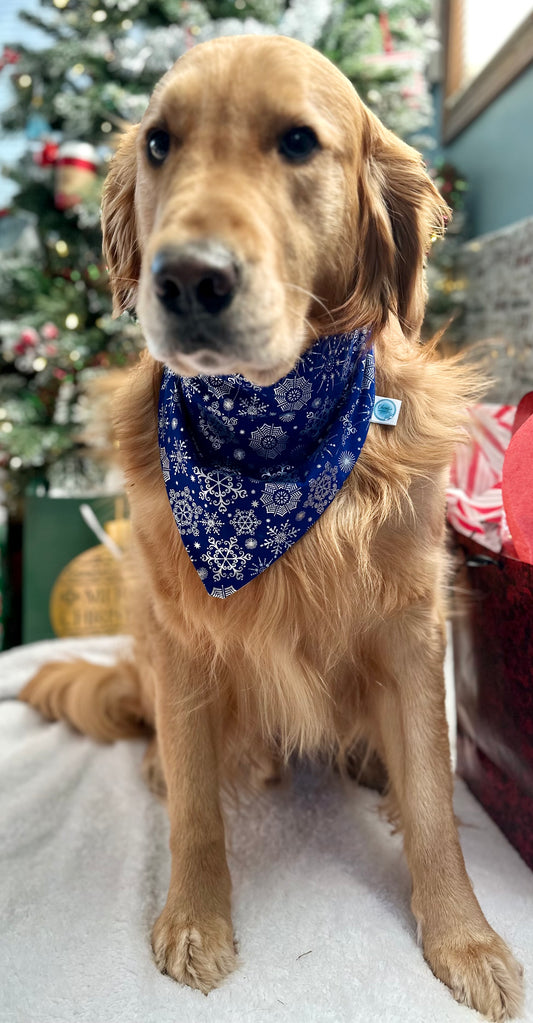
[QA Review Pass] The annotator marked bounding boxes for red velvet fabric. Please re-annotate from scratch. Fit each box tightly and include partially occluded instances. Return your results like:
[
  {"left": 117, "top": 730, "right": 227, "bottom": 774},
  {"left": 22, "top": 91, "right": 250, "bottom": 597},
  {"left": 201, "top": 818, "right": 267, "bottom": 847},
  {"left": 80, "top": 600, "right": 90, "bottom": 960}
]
[{"left": 452, "top": 531, "right": 533, "bottom": 869}]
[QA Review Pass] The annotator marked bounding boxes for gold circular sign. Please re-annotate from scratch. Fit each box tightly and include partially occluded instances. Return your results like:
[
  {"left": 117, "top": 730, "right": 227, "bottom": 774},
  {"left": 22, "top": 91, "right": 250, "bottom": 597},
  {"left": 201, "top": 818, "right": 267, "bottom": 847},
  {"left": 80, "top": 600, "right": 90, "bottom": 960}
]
[{"left": 50, "top": 544, "right": 130, "bottom": 637}]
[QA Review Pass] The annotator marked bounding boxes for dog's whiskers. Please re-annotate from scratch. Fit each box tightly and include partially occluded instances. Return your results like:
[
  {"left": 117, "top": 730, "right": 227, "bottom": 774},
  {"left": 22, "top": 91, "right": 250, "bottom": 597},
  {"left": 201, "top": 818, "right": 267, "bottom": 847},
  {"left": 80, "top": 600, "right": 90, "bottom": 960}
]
[{"left": 284, "top": 282, "right": 335, "bottom": 325}]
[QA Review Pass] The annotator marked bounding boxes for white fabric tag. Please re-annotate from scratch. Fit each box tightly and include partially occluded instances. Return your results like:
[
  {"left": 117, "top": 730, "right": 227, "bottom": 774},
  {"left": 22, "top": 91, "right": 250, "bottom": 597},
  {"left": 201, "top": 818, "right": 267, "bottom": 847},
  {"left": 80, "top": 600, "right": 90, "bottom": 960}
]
[{"left": 370, "top": 395, "right": 402, "bottom": 426}]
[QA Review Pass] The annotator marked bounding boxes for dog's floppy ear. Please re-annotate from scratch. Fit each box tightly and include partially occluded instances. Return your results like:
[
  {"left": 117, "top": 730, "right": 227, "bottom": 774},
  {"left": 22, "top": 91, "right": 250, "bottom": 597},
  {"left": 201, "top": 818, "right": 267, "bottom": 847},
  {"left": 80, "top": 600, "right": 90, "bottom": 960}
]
[
  {"left": 341, "top": 108, "right": 450, "bottom": 339},
  {"left": 101, "top": 124, "right": 140, "bottom": 317}
]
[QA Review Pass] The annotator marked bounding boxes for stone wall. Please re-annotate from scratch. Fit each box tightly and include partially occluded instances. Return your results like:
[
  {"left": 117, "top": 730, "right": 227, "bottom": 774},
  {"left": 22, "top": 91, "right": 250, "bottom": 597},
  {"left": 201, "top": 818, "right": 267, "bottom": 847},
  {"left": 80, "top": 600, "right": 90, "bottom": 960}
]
[{"left": 459, "top": 216, "right": 533, "bottom": 404}]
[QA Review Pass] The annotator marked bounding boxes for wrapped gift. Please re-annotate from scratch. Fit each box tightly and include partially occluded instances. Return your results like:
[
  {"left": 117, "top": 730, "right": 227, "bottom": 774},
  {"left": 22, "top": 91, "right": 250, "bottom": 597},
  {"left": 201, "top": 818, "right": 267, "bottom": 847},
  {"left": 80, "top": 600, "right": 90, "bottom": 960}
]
[
  {"left": 22, "top": 494, "right": 131, "bottom": 643},
  {"left": 448, "top": 394, "right": 533, "bottom": 868}
]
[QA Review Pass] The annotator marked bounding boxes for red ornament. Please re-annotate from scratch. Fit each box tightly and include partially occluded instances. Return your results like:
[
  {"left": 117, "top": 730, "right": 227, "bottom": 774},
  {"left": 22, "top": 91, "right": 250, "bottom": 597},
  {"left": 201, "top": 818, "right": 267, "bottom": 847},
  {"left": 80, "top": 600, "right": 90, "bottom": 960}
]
[
  {"left": 53, "top": 368, "right": 67, "bottom": 380},
  {"left": 0, "top": 47, "right": 20, "bottom": 71},
  {"left": 54, "top": 142, "right": 99, "bottom": 210},
  {"left": 42, "top": 321, "right": 59, "bottom": 340},
  {"left": 35, "top": 141, "right": 59, "bottom": 167},
  {"left": 14, "top": 326, "right": 40, "bottom": 354}
]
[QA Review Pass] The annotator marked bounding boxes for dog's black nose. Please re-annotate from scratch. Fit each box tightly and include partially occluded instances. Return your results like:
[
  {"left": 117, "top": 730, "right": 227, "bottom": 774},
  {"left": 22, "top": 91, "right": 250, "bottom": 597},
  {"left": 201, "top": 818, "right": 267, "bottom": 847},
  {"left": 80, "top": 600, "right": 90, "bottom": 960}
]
[{"left": 152, "top": 242, "right": 239, "bottom": 317}]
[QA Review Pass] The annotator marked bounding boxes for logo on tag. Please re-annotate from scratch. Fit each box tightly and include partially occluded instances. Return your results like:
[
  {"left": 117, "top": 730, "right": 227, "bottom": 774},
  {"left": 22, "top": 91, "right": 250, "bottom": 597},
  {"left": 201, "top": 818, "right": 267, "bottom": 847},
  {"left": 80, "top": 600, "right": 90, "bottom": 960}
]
[{"left": 371, "top": 396, "right": 402, "bottom": 426}]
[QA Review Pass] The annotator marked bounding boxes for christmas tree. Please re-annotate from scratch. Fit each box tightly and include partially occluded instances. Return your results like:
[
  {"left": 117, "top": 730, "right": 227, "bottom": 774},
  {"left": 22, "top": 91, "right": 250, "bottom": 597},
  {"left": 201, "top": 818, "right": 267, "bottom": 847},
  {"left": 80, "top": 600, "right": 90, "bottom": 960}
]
[{"left": 0, "top": 0, "right": 439, "bottom": 513}]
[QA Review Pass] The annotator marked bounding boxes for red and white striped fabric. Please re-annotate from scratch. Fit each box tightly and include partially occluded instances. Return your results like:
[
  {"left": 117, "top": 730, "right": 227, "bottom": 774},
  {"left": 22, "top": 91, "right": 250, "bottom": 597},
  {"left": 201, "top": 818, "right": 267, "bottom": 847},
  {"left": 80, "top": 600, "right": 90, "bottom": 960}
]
[{"left": 446, "top": 404, "right": 516, "bottom": 552}]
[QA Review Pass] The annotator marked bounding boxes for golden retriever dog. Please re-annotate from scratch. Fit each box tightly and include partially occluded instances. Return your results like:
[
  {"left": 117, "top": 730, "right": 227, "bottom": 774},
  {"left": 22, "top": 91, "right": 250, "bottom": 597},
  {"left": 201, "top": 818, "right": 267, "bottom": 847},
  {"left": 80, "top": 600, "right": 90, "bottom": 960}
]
[{"left": 21, "top": 35, "right": 523, "bottom": 1020}]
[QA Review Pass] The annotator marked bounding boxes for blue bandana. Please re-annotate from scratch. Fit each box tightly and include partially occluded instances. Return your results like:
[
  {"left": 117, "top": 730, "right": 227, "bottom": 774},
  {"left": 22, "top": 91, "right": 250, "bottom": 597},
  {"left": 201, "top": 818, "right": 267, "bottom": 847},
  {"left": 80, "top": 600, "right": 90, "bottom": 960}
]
[{"left": 158, "top": 328, "right": 375, "bottom": 597}]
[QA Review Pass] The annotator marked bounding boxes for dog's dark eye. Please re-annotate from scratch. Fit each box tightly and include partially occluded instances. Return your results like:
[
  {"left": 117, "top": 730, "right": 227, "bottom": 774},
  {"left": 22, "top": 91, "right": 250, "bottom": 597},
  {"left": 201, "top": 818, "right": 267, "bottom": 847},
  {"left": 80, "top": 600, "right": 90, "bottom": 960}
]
[
  {"left": 279, "top": 126, "right": 320, "bottom": 163},
  {"left": 147, "top": 129, "right": 170, "bottom": 166}
]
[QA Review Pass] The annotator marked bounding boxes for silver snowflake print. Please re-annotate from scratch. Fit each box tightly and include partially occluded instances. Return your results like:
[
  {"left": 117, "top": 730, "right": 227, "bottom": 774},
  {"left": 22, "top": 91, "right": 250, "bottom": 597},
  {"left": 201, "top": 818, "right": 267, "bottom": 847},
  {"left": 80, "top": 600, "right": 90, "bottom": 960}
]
[
  {"left": 194, "top": 468, "right": 247, "bottom": 513},
  {"left": 244, "top": 537, "right": 257, "bottom": 549},
  {"left": 231, "top": 508, "right": 261, "bottom": 536},
  {"left": 304, "top": 461, "right": 338, "bottom": 514},
  {"left": 205, "top": 377, "right": 233, "bottom": 400},
  {"left": 251, "top": 555, "right": 272, "bottom": 574},
  {"left": 160, "top": 447, "right": 170, "bottom": 483},
  {"left": 261, "top": 481, "right": 302, "bottom": 516},
  {"left": 211, "top": 584, "right": 238, "bottom": 598},
  {"left": 159, "top": 409, "right": 170, "bottom": 434},
  {"left": 303, "top": 400, "right": 335, "bottom": 440},
  {"left": 338, "top": 450, "right": 356, "bottom": 472},
  {"left": 202, "top": 510, "right": 223, "bottom": 536},
  {"left": 201, "top": 536, "right": 252, "bottom": 582},
  {"left": 341, "top": 410, "right": 358, "bottom": 441},
  {"left": 239, "top": 392, "right": 268, "bottom": 417},
  {"left": 250, "top": 423, "right": 287, "bottom": 460},
  {"left": 196, "top": 414, "right": 224, "bottom": 450},
  {"left": 274, "top": 375, "right": 312, "bottom": 412},
  {"left": 169, "top": 438, "right": 189, "bottom": 470},
  {"left": 168, "top": 485, "right": 203, "bottom": 536},
  {"left": 263, "top": 523, "right": 298, "bottom": 557},
  {"left": 180, "top": 375, "right": 204, "bottom": 397},
  {"left": 362, "top": 350, "right": 374, "bottom": 388}
]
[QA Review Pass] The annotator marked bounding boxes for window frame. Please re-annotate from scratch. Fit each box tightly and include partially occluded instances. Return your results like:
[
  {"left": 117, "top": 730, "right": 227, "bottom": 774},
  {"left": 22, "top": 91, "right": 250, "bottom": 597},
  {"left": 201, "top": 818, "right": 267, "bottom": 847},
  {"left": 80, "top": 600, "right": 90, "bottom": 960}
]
[{"left": 442, "top": 0, "right": 533, "bottom": 142}]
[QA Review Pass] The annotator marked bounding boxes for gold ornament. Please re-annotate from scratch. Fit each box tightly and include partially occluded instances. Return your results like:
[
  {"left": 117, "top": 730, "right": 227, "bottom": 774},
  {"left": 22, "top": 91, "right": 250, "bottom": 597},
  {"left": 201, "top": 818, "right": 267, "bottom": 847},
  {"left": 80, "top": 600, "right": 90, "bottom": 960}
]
[{"left": 50, "top": 514, "right": 132, "bottom": 638}]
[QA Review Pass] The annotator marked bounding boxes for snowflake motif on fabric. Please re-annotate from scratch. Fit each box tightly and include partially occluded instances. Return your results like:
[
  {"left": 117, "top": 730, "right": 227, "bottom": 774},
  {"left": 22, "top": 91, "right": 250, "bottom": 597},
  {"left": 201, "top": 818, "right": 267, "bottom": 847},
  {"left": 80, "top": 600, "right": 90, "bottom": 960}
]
[
  {"left": 274, "top": 375, "right": 312, "bottom": 412},
  {"left": 338, "top": 450, "right": 356, "bottom": 472},
  {"left": 304, "top": 462, "right": 338, "bottom": 514},
  {"left": 303, "top": 401, "right": 336, "bottom": 440},
  {"left": 250, "top": 422, "right": 287, "bottom": 460},
  {"left": 194, "top": 468, "right": 247, "bottom": 513},
  {"left": 202, "top": 510, "right": 223, "bottom": 536},
  {"left": 160, "top": 448, "right": 171, "bottom": 483},
  {"left": 341, "top": 410, "right": 358, "bottom": 442},
  {"left": 169, "top": 439, "right": 189, "bottom": 470},
  {"left": 196, "top": 414, "right": 225, "bottom": 450},
  {"left": 239, "top": 392, "right": 269, "bottom": 417},
  {"left": 231, "top": 508, "right": 261, "bottom": 535},
  {"left": 159, "top": 327, "right": 375, "bottom": 597},
  {"left": 264, "top": 523, "right": 298, "bottom": 557},
  {"left": 261, "top": 481, "right": 302, "bottom": 516},
  {"left": 168, "top": 486, "right": 203, "bottom": 536},
  {"left": 202, "top": 536, "right": 252, "bottom": 582},
  {"left": 362, "top": 349, "right": 375, "bottom": 388}
]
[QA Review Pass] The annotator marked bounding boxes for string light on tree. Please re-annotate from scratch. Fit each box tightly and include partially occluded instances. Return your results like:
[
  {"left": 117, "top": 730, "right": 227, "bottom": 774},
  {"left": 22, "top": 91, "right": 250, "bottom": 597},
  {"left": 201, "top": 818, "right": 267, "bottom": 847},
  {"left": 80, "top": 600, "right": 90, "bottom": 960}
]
[{"left": 65, "top": 314, "right": 79, "bottom": 330}]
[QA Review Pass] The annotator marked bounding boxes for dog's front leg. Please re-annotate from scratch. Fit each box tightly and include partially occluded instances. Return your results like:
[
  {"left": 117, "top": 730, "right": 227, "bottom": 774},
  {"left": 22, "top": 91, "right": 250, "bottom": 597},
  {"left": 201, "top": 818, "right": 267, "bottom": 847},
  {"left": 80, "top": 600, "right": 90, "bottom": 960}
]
[
  {"left": 150, "top": 635, "right": 236, "bottom": 993},
  {"left": 369, "top": 609, "right": 523, "bottom": 1022}
]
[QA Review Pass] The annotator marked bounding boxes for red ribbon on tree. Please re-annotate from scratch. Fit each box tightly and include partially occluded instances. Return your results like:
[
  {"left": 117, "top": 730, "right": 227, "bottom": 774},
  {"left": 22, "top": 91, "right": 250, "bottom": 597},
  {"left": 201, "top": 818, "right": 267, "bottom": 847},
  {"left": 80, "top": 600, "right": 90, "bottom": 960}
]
[{"left": 379, "top": 12, "right": 394, "bottom": 54}]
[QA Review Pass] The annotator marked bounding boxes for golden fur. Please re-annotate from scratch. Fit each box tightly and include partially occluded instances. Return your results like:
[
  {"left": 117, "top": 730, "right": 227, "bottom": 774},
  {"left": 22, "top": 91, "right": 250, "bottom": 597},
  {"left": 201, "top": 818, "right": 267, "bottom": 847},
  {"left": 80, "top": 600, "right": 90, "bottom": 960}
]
[{"left": 21, "top": 36, "right": 523, "bottom": 1020}]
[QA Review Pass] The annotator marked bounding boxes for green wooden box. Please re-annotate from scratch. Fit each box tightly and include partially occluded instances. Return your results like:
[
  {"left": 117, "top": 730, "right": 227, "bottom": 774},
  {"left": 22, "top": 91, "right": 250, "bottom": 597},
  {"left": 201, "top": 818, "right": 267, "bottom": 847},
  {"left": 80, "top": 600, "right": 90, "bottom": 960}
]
[{"left": 22, "top": 494, "right": 127, "bottom": 643}]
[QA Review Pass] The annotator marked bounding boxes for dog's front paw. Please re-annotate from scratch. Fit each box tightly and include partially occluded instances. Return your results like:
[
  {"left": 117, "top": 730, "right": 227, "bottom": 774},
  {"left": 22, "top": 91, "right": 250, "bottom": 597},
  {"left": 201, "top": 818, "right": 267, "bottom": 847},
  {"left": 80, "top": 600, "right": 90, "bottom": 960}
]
[
  {"left": 424, "top": 930, "right": 523, "bottom": 1021},
  {"left": 151, "top": 905, "right": 237, "bottom": 993}
]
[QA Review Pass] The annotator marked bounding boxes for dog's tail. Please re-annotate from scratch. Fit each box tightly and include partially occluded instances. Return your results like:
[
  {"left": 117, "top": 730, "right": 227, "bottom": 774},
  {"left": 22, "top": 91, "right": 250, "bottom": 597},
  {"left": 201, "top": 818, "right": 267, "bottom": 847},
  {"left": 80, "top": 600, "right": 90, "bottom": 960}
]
[{"left": 19, "top": 658, "right": 148, "bottom": 742}]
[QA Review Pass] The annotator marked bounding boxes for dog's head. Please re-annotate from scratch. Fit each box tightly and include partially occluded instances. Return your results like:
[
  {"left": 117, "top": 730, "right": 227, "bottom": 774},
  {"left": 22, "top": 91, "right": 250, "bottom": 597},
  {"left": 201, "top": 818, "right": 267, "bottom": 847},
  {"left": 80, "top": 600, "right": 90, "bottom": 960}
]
[{"left": 101, "top": 35, "right": 448, "bottom": 385}]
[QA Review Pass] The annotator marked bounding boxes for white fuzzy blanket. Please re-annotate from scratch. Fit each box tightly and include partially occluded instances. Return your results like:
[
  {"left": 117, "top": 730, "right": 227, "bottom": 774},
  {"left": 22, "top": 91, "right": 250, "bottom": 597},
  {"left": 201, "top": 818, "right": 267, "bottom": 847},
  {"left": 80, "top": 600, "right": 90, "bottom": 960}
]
[{"left": 1, "top": 637, "right": 532, "bottom": 1023}]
